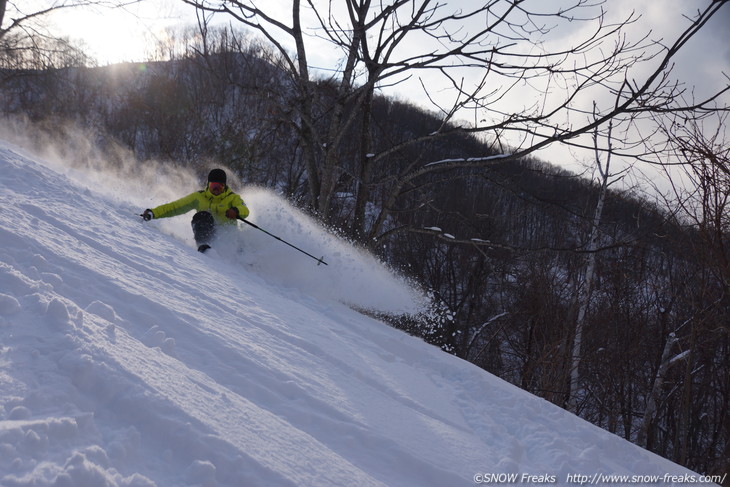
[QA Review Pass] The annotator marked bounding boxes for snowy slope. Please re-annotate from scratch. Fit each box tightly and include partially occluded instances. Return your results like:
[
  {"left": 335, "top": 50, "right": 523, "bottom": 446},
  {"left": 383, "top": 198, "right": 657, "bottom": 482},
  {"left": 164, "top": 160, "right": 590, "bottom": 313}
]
[{"left": 0, "top": 138, "right": 716, "bottom": 487}]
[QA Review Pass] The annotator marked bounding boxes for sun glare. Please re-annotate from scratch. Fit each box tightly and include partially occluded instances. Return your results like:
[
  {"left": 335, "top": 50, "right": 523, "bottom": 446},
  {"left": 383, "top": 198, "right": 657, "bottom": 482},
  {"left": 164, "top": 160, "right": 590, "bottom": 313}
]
[
  {"left": 76, "top": 12, "right": 149, "bottom": 65},
  {"left": 52, "top": 2, "right": 181, "bottom": 66}
]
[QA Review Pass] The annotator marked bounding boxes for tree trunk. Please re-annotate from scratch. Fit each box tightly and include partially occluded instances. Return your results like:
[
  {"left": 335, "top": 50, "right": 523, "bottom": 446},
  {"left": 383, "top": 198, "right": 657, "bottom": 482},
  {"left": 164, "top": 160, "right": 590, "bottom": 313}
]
[
  {"left": 637, "top": 333, "right": 678, "bottom": 447},
  {"left": 568, "top": 122, "right": 613, "bottom": 414},
  {"left": 351, "top": 87, "right": 374, "bottom": 239}
]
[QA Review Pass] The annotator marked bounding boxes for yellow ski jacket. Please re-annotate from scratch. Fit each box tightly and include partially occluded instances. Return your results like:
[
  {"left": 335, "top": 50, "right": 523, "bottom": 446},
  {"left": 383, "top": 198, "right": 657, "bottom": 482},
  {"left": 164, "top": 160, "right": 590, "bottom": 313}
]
[{"left": 150, "top": 187, "right": 250, "bottom": 224}]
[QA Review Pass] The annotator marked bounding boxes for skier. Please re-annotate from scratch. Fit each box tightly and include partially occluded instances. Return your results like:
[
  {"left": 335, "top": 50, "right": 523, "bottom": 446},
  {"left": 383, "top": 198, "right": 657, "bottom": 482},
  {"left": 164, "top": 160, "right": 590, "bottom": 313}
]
[{"left": 141, "top": 168, "right": 249, "bottom": 253}]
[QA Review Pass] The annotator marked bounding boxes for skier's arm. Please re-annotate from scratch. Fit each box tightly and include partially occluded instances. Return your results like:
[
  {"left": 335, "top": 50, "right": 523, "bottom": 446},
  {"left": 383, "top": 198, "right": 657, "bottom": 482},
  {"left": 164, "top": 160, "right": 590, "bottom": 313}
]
[
  {"left": 149, "top": 192, "right": 202, "bottom": 219},
  {"left": 229, "top": 194, "right": 249, "bottom": 219}
]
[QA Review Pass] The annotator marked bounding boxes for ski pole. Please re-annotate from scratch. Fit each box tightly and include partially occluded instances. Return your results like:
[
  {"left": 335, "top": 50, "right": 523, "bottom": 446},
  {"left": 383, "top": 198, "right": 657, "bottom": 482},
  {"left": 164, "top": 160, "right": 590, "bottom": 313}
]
[{"left": 238, "top": 217, "right": 328, "bottom": 266}]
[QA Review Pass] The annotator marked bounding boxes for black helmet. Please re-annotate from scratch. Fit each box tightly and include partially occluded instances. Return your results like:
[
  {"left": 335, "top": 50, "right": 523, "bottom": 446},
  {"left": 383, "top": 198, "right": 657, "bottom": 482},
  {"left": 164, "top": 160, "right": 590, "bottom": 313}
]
[{"left": 208, "top": 168, "right": 227, "bottom": 185}]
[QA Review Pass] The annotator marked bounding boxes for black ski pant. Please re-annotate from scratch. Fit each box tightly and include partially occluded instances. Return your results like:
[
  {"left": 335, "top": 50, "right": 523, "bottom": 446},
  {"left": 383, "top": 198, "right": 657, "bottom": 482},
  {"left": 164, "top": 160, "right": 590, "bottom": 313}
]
[{"left": 191, "top": 211, "right": 216, "bottom": 246}]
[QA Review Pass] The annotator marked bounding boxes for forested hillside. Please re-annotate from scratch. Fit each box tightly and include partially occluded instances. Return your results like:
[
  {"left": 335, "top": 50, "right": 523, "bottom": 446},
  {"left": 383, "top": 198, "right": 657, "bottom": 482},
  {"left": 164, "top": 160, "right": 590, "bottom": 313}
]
[{"left": 2, "top": 25, "right": 728, "bottom": 479}]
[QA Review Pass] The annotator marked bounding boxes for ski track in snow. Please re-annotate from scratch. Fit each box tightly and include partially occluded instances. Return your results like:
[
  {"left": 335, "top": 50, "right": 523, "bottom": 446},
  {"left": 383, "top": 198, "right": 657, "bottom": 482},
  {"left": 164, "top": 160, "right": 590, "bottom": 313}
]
[{"left": 0, "top": 139, "right": 712, "bottom": 486}]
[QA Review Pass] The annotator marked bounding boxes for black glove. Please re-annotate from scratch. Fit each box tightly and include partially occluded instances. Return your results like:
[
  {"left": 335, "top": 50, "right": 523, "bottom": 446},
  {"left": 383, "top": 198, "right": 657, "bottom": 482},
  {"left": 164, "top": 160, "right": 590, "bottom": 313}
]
[
  {"left": 225, "top": 207, "right": 239, "bottom": 219},
  {"left": 141, "top": 209, "right": 154, "bottom": 221}
]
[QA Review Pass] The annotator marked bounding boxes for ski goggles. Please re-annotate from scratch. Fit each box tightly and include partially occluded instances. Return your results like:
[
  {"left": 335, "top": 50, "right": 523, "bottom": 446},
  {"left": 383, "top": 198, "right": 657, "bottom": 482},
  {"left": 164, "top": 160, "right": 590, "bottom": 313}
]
[{"left": 209, "top": 182, "right": 225, "bottom": 192}]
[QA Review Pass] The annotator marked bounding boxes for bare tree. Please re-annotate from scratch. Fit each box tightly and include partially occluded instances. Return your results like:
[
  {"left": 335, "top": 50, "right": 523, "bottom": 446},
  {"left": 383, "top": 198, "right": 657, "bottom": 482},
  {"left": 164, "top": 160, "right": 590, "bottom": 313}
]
[
  {"left": 643, "top": 107, "right": 730, "bottom": 475},
  {"left": 654, "top": 110, "right": 730, "bottom": 291},
  {"left": 0, "top": 0, "right": 139, "bottom": 70},
  {"left": 567, "top": 117, "right": 630, "bottom": 413},
  {"left": 179, "top": 0, "right": 728, "bottom": 243}
]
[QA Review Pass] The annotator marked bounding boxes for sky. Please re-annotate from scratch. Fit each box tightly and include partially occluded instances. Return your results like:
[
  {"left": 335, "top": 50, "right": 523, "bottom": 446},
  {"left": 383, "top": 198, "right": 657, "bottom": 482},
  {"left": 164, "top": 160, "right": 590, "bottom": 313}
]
[
  {"left": 46, "top": 0, "right": 186, "bottom": 65},
  {"left": 41, "top": 1, "right": 729, "bottom": 90},
  {"left": 0, "top": 128, "right": 722, "bottom": 487}
]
